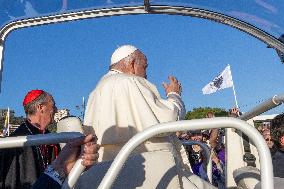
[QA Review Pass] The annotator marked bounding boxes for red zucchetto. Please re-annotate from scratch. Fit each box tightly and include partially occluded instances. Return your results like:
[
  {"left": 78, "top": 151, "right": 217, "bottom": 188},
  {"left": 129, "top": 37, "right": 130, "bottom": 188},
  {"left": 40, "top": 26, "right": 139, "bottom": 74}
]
[{"left": 23, "top": 90, "right": 44, "bottom": 106}]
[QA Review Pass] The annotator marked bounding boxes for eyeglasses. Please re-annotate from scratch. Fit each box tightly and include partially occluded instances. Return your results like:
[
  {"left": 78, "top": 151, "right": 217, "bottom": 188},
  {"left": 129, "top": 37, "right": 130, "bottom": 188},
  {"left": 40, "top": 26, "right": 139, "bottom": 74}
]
[{"left": 265, "top": 138, "right": 273, "bottom": 142}]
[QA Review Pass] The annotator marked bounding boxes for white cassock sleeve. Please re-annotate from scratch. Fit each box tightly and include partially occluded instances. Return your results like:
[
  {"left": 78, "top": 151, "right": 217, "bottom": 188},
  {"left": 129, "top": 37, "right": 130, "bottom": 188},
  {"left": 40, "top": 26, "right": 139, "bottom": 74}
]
[
  {"left": 83, "top": 73, "right": 186, "bottom": 145},
  {"left": 167, "top": 92, "right": 186, "bottom": 120}
]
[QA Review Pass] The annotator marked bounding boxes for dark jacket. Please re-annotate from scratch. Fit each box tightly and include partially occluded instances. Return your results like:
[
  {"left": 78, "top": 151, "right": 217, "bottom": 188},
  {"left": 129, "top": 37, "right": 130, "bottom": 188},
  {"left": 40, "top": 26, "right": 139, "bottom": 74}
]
[
  {"left": 0, "top": 120, "right": 60, "bottom": 189},
  {"left": 32, "top": 174, "right": 61, "bottom": 189}
]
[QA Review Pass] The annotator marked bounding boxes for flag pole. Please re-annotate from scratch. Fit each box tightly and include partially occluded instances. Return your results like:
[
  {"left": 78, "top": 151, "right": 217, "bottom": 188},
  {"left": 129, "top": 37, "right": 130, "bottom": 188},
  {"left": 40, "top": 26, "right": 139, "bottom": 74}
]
[
  {"left": 7, "top": 107, "right": 10, "bottom": 136},
  {"left": 4, "top": 109, "right": 7, "bottom": 135},
  {"left": 232, "top": 82, "right": 239, "bottom": 108},
  {"left": 229, "top": 64, "right": 239, "bottom": 108},
  {"left": 4, "top": 107, "right": 10, "bottom": 136},
  {"left": 82, "top": 97, "right": 85, "bottom": 120}
]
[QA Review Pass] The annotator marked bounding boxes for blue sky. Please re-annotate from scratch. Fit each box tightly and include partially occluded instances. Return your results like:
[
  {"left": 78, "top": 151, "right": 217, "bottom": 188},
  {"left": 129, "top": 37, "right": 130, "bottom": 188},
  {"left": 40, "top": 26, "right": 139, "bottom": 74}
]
[{"left": 0, "top": 14, "right": 283, "bottom": 117}]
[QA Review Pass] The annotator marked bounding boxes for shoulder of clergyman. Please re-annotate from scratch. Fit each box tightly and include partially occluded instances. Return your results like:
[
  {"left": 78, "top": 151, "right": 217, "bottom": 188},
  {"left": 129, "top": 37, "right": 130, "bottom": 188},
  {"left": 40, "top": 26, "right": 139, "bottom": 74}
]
[{"left": 10, "top": 123, "right": 29, "bottom": 136}]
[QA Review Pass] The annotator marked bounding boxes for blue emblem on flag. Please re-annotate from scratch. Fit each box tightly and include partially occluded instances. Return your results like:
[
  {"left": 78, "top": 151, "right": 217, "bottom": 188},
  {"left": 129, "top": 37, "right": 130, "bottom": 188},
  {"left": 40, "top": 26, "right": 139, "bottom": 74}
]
[{"left": 213, "top": 76, "right": 223, "bottom": 88}]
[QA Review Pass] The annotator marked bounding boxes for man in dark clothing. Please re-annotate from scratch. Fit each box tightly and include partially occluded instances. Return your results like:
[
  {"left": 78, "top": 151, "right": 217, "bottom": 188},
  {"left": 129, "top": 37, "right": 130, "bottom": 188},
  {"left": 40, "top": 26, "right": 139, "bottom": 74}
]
[
  {"left": 270, "top": 113, "right": 284, "bottom": 178},
  {"left": 0, "top": 90, "right": 60, "bottom": 188}
]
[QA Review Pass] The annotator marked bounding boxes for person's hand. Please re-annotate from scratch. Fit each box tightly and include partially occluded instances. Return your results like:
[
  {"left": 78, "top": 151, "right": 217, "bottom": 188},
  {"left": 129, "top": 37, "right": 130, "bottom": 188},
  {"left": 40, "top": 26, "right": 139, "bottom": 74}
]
[
  {"left": 51, "top": 134, "right": 100, "bottom": 176},
  {"left": 162, "top": 76, "right": 182, "bottom": 96},
  {"left": 228, "top": 107, "right": 240, "bottom": 117}
]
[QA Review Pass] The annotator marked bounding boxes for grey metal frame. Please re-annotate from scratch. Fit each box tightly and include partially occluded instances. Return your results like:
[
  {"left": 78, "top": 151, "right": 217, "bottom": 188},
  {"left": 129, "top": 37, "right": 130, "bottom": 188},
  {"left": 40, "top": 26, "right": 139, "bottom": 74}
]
[
  {"left": 240, "top": 94, "right": 284, "bottom": 121},
  {"left": 1, "top": 5, "right": 284, "bottom": 91},
  {"left": 97, "top": 118, "right": 273, "bottom": 189},
  {"left": 0, "top": 3, "right": 283, "bottom": 189},
  {"left": 1, "top": 6, "right": 283, "bottom": 51}
]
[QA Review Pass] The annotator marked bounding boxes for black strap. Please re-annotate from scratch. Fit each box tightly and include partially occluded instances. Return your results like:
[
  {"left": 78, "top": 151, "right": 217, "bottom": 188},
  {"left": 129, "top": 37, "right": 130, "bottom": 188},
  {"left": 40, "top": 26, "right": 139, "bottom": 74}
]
[{"left": 242, "top": 133, "right": 256, "bottom": 167}]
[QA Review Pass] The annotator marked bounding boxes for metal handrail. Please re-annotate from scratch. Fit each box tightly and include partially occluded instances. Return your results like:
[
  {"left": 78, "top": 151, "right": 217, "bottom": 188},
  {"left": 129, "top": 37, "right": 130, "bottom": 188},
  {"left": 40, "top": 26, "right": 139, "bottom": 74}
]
[
  {"left": 239, "top": 94, "right": 284, "bottom": 121},
  {"left": 0, "top": 132, "right": 83, "bottom": 149},
  {"left": 1, "top": 6, "right": 284, "bottom": 92},
  {"left": 0, "top": 132, "right": 84, "bottom": 188},
  {"left": 97, "top": 117, "right": 273, "bottom": 189}
]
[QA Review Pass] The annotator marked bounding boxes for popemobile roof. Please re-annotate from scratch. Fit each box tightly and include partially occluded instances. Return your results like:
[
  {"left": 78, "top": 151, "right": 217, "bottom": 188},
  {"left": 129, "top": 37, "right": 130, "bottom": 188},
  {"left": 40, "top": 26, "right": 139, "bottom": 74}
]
[{"left": 0, "top": 0, "right": 284, "bottom": 39}]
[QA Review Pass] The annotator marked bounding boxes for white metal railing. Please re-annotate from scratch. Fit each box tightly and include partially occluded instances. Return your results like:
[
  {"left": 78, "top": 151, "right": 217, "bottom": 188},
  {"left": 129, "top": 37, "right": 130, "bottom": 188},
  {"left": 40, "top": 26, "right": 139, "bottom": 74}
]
[
  {"left": 0, "top": 132, "right": 83, "bottom": 149},
  {"left": 1, "top": 99, "right": 282, "bottom": 189},
  {"left": 97, "top": 118, "right": 273, "bottom": 189},
  {"left": 0, "top": 132, "right": 84, "bottom": 188}
]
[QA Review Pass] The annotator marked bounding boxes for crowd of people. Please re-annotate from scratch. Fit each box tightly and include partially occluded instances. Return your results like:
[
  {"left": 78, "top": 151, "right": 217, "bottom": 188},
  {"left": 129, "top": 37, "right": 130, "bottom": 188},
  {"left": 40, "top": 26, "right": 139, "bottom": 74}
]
[
  {"left": 177, "top": 111, "right": 227, "bottom": 189},
  {"left": 177, "top": 106, "right": 284, "bottom": 188},
  {"left": 253, "top": 114, "right": 284, "bottom": 178},
  {"left": 0, "top": 44, "right": 284, "bottom": 189},
  {"left": 270, "top": 113, "right": 284, "bottom": 178}
]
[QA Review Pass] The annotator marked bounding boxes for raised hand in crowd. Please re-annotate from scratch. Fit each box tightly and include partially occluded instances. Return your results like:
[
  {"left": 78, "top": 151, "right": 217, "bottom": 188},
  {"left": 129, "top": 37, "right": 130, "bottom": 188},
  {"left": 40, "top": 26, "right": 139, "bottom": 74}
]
[{"left": 228, "top": 107, "right": 241, "bottom": 117}]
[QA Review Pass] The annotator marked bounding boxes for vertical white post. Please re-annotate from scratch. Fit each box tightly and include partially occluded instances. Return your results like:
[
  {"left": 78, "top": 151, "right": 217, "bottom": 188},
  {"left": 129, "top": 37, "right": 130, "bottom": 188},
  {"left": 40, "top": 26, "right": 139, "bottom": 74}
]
[
  {"left": 7, "top": 107, "right": 10, "bottom": 136},
  {"left": 0, "top": 44, "right": 3, "bottom": 93},
  {"left": 232, "top": 83, "right": 239, "bottom": 108},
  {"left": 229, "top": 64, "right": 239, "bottom": 108},
  {"left": 82, "top": 97, "right": 85, "bottom": 120}
]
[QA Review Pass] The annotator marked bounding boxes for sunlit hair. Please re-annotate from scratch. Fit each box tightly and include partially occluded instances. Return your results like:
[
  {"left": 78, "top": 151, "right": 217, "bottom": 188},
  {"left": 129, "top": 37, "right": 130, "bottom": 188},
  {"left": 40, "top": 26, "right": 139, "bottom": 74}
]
[
  {"left": 124, "top": 50, "right": 143, "bottom": 65},
  {"left": 24, "top": 92, "right": 50, "bottom": 116},
  {"left": 270, "top": 113, "right": 284, "bottom": 148}
]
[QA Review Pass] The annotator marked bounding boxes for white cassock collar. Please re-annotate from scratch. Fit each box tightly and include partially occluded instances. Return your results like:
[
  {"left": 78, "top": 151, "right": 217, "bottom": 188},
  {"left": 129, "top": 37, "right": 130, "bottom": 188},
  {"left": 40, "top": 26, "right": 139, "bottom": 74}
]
[{"left": 109, "top": 69, "right": 123, "bottom": 74}]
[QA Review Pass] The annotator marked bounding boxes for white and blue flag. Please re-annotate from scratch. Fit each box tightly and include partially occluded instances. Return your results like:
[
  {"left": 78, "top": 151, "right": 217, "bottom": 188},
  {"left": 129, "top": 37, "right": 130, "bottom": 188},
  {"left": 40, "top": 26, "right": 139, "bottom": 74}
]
[{"left": 202, "top": 65, "right": 233, "bottom": 95}]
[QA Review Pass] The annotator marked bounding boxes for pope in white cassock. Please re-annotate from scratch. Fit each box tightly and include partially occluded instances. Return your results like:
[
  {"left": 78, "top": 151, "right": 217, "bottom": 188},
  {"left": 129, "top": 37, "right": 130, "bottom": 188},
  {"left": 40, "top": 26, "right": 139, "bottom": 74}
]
[{"left": 76, "top": 45, "right": 216, "bottom": 189}]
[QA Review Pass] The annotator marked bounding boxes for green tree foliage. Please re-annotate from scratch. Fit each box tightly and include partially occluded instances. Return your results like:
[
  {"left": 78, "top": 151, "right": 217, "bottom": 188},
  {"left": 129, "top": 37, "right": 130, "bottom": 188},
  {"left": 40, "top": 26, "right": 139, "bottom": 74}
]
[
  {"left": 10, "top": 116, "right": 25, "bottom": 125},
  {"left": 185, "top": 107, "right": 228, "bottom": 120}
]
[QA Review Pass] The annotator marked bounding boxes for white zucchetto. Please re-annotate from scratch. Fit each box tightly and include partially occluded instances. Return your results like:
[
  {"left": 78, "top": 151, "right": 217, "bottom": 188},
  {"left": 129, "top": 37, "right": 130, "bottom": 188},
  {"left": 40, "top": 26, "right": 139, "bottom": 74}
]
[{"left": 111, "top": 45, "right": 138, "bottom": 65}]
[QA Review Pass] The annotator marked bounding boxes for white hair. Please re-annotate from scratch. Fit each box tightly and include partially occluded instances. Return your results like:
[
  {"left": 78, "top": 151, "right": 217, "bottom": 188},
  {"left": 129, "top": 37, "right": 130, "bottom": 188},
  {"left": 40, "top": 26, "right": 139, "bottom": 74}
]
[
  {"left": 109, "top": 50, "right": 143, "bottom": 70},
  {"left": 124, "top": 50, "right": 144, "bottom": 65}
]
